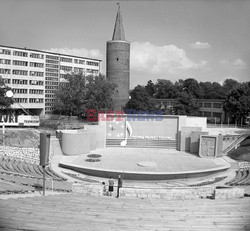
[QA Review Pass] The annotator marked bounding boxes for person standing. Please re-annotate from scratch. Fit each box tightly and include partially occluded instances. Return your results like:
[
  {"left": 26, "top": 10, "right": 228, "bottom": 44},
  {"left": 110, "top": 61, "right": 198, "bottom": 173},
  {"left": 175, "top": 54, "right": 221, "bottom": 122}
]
[
  {"left": 116, "top": 175, "right": 123, "bottom": 198},
  {"left": 108, "top": 177, "right": 114, "bottom": 196}
]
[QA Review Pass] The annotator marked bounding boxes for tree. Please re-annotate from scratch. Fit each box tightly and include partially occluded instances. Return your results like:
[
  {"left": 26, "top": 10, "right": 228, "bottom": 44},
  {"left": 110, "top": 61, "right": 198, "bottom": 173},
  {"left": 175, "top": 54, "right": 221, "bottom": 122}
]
[
  {"left": 0, "top": 76, "right": 14, "bottom": 110},
  {"left": 155, "top": 79, "right": 176, "bottom": 98},
  {"left": 145, "top": 80, "right": 156, "bottom": 97},
  {"left": 223, "top": 82, "right": 250, "bottom": 124},
  {"left": 199, "top": 82, "right": 225, "bottom": 99},
  {"left": 173, "top": 91, "right": 200, "bottom": 116},
  {"left": 84, "top": 75, "right": 116, "bottom": 112},
  {"left": 54, "top": 74, "right": 115, "bottom": 117},
  {"left": 182, "top": 78, "right": 202, "bottom": 98},
  {"left": 223, "top": 79, "right": 241, "bottom": 95},
  {"left": 124, "top": 85, "right": 157, "bottom": 111}
]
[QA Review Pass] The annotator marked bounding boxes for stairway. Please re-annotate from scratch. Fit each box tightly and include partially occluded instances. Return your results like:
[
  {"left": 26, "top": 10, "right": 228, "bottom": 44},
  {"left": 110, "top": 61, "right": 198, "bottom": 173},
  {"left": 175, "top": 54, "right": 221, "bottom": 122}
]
[
  {"left": 222, "top": 134, "right": 249, "bottom": 155},
  {"left": 106, "top": 138, "right": 177, "bottom": 149}
]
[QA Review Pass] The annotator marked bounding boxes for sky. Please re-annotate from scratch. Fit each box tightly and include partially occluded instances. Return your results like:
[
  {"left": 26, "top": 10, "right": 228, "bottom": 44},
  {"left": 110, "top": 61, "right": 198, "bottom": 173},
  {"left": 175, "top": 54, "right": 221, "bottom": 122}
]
[{"left": 0, "top": 0, "right": 249, "bottom": 89}]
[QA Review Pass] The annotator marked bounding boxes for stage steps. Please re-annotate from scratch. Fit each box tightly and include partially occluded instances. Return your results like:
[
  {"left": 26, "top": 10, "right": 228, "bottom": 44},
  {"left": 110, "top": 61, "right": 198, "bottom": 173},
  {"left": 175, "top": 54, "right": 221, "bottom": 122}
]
[{"left": 106, "top": 138, "right": 177, "bottom": 149}]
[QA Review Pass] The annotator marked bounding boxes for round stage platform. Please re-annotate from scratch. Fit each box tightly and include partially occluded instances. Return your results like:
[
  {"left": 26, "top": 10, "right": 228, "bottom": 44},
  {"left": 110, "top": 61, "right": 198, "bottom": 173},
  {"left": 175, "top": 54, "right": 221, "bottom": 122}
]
[{"left": 59, "top": 147, "right": 231, "bottom": 180}]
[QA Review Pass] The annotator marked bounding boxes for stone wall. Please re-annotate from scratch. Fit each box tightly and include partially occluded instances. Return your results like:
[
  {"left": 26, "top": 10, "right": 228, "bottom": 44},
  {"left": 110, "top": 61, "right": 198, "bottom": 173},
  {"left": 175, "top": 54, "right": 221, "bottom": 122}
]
[{"left": 0, "top": 145, "right": 40, "bottom": 164}]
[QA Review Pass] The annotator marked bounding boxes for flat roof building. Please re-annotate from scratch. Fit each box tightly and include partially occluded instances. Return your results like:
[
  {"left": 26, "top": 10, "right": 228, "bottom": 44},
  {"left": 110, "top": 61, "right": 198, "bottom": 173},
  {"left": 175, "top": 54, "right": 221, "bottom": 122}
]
[{"left": 0, "top": 45, "right": 102, "bottom": 116}]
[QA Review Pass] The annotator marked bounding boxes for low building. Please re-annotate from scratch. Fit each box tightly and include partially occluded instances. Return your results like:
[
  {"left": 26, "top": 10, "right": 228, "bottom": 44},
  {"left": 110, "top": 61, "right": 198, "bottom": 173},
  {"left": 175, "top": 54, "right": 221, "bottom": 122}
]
[
  {"left": 154, "top": 98, "right": 225, "bottom": 123},
  {"left": 0, "top": 45, "right": 102, "bottom": 116}
]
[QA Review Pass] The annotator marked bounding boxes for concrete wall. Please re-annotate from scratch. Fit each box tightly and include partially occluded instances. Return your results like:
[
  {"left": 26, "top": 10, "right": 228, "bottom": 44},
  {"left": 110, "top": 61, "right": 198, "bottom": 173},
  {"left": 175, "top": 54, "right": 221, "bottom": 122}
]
[
  {"left": 60, "top": 130, "right": 90, "bottom": 156},
  {"left": 190, "top": 131, "right": 209, "bottom": 154},
  {"left": 179, "top": 127, "right": 202, "bottom": 152},
  {"left": 186, "top": 116, "right": 207, "bottom": 130}
]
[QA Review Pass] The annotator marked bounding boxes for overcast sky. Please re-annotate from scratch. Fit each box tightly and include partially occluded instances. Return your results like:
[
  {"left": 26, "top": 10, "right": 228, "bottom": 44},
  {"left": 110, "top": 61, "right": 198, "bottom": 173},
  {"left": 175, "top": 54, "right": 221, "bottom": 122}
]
[{"left": 0, "top": 0, "right": 249, "bottom": 88}]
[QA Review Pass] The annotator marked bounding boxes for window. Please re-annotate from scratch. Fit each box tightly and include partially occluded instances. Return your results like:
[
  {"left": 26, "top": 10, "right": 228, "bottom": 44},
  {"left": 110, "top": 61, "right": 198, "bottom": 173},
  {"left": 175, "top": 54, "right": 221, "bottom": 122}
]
[
  {"left": 29, "top": 98, "right": 44, "bottom": 103},
  {"left": 13, "top": 98, "right": 27, "bottom": 103},
  {"left": 74, "top": 67, "right": 84, "bottom": 73},
  {"left": 13, "top": 89, "right": 28, "bottom": 94},
  {"left": 30, "top": 71, "right": 44, "bottom": 77},
  {"left": 79, "top": 60, "right": 85, "bottom": 65},
  {"left": 46, "top": 55, "right": 59, "bottom": 60},
  {"left": 29, "top": 80, "right": 43, "bottom": 85},
  {"left": 12, "top": 79, "right": 28, "bottom": 85},
  {"left": 0, "top": 69, "right": 11, "bottom": 74},
  {"left": 3, "top": 78, "right": 11, "bottom": 84},
  {"left": 29, "top": 89, "right": 44, "bottom": 94},
  {"left": 46, "top": 72, "right": 59, "bottom": 77},
  {"left": 45, "top": 77, "right": 58, "bottom": 81},
  {"left": 30, "top": 53, "right": 44, "bottom": 59},
  {"left": 60, "top": 57, "right": 72, "bottom": 63},
  {"left": 60, "top": 66, "right": 72, "bottom": 72},
  {"left": 46, "top": 59, "right": 59, "bottom": 64},
  {"left": 13, "top": 70, "right": 28, "bottom": 75},
  {"left": 213, "top": 103, "right": 222, "bottom": 108},
  {"left": 46, "top": 64, "right": 58, "bottom": 68},
  {"left": 213, "top": 112, "right": 222, "bottom": 118},
  {"left": 87, "top": 61, "right": 99, "bottom": 66},
  {"left": 30, "top": 62, "right": 44, "bottom": 68},
  {"left": 0, "top": 59, "right": 11, "bottom": 64},
  {"left": 13, "top": 51, "right": 28, "bottom": 57},
  {"left": 13, "top": 60, "right": 28, "bottom": 66},
  {"left": 46, "top": 68, "right": 58, "bottom": 73},
  {"left": 0, "top": 49, "right": 11, "bottom": 55},
  {"left": 204, "top": 111, "right": 211, "bottom": 117},
  {"left": 204, "top": 102, "right": 212, "bottom": 108}
]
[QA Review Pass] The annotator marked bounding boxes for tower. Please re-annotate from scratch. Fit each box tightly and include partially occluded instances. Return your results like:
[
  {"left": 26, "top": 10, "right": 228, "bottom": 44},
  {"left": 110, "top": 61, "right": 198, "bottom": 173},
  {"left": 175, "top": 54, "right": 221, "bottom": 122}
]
[{"left": 106, "top": 3, "right": 130, "bottom": 111}]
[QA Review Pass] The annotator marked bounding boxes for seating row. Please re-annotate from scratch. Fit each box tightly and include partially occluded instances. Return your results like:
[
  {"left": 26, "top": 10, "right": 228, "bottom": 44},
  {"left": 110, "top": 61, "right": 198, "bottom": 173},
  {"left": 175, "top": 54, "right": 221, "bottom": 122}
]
[
  {"left": 0, "top": 180, "right": 34, "bottom": 194},
  {"left": 0, "top": 171, "right": 72, "bottom": 192},
  {"left": 0, "top": 156, "right": 67, "bottom": 181},
  {"left": 226, "top": 167, "right": 250, "bottom": 186}
]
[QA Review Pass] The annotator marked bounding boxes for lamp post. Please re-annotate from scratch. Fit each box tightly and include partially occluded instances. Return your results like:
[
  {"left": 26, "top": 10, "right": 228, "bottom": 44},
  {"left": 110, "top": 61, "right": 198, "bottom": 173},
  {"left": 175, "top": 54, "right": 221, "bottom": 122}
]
[{"left": 2, "top": 90, "right": 13, "bottom": 147}]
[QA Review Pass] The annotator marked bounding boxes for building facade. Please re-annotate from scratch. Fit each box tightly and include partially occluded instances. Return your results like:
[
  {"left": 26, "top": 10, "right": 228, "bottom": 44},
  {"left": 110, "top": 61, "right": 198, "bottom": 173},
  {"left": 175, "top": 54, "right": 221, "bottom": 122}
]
[
  {"left": 0, "top": 45, "right": 102, "bottom": 116},
  {"left": 154, "top": 98, "right": 226, "bottom": 123},
  {"left": 106, "top": 4, "right": 130, "bottom": 110}
]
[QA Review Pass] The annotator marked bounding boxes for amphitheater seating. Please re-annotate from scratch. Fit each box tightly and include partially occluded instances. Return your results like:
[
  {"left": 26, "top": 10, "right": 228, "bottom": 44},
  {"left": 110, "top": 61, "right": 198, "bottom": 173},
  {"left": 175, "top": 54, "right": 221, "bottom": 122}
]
[
  {"left": 0, "top": 194, "right": 249, "bottom": 230},
  {"left": 106, "top": 138, "right": 178, "bottom": 149},
  {"left": 0, "top": 180, "right": 34, "bottom": 194},
  {"left": 226, "top": 167, "right": 250, "bottom": 186},
  {"left": 0, "top": 156, "right": 72, "bottom": 193}
]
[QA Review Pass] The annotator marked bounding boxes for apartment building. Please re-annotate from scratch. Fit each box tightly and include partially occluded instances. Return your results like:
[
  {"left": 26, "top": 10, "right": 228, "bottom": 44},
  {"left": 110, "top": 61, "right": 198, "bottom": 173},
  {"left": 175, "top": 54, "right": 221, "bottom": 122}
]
[{"left": 0, "top": 45, "right": 102, "bottom": 116}]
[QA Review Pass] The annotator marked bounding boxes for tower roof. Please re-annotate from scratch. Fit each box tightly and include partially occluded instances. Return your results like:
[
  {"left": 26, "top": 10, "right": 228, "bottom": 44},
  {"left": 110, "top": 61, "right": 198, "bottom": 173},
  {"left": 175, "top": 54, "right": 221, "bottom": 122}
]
[{"left": 112, "top": 3, "right": 126, "bottom": 41}]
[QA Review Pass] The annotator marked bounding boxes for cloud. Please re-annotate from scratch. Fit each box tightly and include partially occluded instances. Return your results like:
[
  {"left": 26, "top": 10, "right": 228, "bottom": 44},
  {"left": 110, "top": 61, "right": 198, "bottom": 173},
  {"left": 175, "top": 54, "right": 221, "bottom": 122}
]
[
  {"left": 131, "top": 42, "right": 207, "bottom": 74},
  {"left": 233, "top": 58, "right": 247, "bottom": 69},
  {"left": 191, "top": 41, "right": 211, "bottom": 49},
  {"left": 43, "top": 47, "right": 103, "bottom": 60},
  {"left": 220, "top": 58, "right": 247, "bottom": 69}
]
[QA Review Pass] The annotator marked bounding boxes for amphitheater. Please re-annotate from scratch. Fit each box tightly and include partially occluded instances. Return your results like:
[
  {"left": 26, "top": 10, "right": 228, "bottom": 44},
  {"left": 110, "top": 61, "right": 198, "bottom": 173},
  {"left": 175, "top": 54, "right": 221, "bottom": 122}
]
[{"left": 0, "top": 122, "right": 250, "bottom": 230}]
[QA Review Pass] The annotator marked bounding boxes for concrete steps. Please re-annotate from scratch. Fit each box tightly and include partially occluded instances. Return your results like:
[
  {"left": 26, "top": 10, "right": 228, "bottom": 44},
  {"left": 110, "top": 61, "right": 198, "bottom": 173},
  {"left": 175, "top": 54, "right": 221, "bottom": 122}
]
[
  {"left": 0, "top": 194, "right": 250, "bottom": 230},
  {"left": 106, "top": 138, "right": 178, "bottom": 149}
]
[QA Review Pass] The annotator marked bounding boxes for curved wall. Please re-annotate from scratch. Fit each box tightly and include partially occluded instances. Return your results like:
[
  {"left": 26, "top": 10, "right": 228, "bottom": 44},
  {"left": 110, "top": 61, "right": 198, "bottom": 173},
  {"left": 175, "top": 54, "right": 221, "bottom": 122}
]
[{"left": 60, "top": 130, "right": 91, "bottom": 156}]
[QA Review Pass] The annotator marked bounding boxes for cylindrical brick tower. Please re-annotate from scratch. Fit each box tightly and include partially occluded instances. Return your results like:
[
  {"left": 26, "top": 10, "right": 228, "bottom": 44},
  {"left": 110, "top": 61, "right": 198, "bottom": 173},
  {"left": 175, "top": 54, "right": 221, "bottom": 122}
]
[{"left": 106, "top": 4, "right": 130, "bottom": 111}]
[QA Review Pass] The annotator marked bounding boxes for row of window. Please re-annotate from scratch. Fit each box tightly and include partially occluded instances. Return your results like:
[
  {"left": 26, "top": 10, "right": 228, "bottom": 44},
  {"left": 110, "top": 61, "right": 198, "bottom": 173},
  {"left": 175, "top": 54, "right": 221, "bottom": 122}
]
[
  {"left": 0, "top": 59, "right": 11, "bottom": 64},
  {"left": 13, "top": 89, "right": 43, "bottom": 95},
  {"left": 87, "top": 61, "right": 99, "bottom": 66},
  {"left": 203, "top": 111, "right": 222, "bottom": 118},
  {"left": 13, "top": 98, "right": 44, "bottom": 103},
  {"left": 12, "top": 79, "right": 44, "bottom": 85},
  {"left": 1, "top": 60, "right": 44, "bottom": 67},
  {"left": 1, "top": 49, "right": 99, "bottom": 66},
  {"left": 0, "top": 69, "right": 45, "bottom": 77},
  {"left": 200, "top": 102, "right": 222, "bottom": 108}
]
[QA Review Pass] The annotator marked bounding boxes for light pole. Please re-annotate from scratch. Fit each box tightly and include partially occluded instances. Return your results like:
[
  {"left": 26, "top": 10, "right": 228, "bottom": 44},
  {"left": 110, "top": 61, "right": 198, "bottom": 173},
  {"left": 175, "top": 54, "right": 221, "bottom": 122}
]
[{"left": 2, "top": 90, "right": 13, "bottom": 147}]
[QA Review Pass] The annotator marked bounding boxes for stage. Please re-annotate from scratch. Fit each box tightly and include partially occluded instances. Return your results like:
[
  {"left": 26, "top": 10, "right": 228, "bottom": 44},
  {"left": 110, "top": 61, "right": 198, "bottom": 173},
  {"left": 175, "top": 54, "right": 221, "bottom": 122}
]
[{"left": 59, "top": 147, "right": 231, "bottom": 180}]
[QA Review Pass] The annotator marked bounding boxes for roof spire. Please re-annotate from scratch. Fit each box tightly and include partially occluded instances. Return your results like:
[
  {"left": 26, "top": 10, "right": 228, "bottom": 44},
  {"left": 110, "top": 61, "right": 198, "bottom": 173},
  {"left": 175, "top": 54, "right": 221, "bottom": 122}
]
[{"left": 112, "top": 3, "right": 125, "bottom": 41}]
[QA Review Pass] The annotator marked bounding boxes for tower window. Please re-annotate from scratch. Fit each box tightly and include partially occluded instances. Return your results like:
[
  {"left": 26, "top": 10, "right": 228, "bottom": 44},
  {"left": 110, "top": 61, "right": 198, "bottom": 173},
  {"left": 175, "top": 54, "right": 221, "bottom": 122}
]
[{"left": 116, "top": 58, "right": 119, "bottom": 61}]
